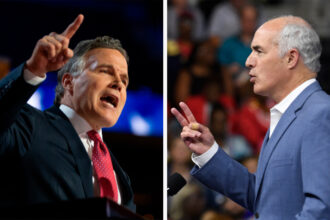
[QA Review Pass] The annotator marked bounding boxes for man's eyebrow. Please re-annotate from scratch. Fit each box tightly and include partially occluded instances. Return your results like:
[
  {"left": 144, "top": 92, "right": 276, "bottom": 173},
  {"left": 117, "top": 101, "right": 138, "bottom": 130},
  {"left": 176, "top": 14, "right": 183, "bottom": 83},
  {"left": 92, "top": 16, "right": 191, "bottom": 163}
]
[
  {"left": 96, "top": 64, "right": 128, "bottom": 76},
  {"left": 252, "top": 45, "right": 262, "bottom": 51},
  {"left": 96, "top": 64, "right": 114, "bottom": 69}
]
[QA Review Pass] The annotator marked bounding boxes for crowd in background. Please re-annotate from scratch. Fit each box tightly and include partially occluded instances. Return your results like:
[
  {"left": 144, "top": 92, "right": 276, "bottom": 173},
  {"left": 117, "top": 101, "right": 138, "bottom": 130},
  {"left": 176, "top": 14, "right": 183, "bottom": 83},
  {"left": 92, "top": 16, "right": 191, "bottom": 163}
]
[{"left": 168, "top": 0, "right": 274, "bottom": 219}]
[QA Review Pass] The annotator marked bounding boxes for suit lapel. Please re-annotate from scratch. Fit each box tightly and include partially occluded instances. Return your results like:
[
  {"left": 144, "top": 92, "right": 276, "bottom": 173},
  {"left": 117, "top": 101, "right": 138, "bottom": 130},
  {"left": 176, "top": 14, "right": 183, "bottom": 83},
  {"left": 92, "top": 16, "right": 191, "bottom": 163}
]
[
  {"left": 255, "top": 111, "right": 296, "bottom": 199},
  {"left": 108, "top": 149, "right": 133, "bottom": 204},
  {"left": 45, "top": 106, "right": 94, "bottom": 198},
  {"left": 255, "top": 81, "right": 322, "bottom": 201}
]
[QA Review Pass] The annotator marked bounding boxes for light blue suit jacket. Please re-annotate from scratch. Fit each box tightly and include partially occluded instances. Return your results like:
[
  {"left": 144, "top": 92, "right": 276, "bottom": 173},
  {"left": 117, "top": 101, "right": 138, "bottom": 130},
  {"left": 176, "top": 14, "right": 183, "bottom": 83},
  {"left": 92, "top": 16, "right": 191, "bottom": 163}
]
[{"left": 191, "top": 81, "right": 330, "bottom": 219}]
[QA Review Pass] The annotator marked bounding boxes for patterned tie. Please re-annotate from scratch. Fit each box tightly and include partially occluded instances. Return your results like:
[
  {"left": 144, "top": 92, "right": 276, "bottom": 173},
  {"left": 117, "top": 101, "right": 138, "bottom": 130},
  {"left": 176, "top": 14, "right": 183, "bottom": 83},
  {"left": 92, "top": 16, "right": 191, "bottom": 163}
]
[{"left": 87, "top": 130, "right": 118, "bottom": 202}]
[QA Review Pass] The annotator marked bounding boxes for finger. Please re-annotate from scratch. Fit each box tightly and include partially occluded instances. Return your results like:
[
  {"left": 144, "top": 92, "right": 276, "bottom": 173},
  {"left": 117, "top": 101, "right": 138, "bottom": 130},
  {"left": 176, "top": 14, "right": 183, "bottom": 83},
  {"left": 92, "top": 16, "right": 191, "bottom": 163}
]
[
  {"left": 189, "top": 122, "right": 200, "bottom": 131},
  {"left": 50, "top": 32, "right": 69, "bottom": 49},
  {"left": 171, "top": 107, "right": 189, "bottom": 127},
  {"left": 39, "top": 38, "right": 56, "bottom": 60},
  {"left": 58, "top": 54, "right": 64, "bottom": 62},
  {"left": 179, "top": 102, "right": 197, "bottom": 123},
  {"left": 181, "top": 131, "right": 200, "bottom": 140},
  {"left": 63, "top": 48, "right": 74, "bottom": 59},
  {"left": 193, "top": 123, "right": 210, "bottom": 134},
  {"left": 188, "top": 122, "right": 209, "bottom": 134},
  {"left": 45, "top": 36, "right": 63, "bottom": 56},
  {"left": 183, "top": 126, "right": 202, "bottom": 138},
  {"left": 181, "top": 135, "right": 202, "bottom": 153},
  {"left": 62, "top": 14, "right": 84, "bottom": 39},
  {"left": 60, "top": 49, "right": 73, "bottom": 66}
]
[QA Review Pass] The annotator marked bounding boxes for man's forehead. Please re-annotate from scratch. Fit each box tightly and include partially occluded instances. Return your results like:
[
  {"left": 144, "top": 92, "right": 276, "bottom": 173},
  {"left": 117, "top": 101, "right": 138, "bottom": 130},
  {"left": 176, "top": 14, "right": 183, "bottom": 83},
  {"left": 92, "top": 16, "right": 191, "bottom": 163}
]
[
  {"left": 251, "top": 26, "right": 278, "bottom": 47},
  {"left": 84, "top": 49, "right": 128, "bottom": 70}
]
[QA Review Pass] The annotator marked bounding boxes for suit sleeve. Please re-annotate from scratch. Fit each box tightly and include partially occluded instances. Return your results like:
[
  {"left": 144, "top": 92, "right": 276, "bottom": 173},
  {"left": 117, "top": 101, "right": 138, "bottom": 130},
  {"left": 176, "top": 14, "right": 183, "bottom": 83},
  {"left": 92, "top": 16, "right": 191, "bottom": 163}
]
[
  {"left": 191, "top": 147, "right": 256, "bottom": 212},
  {"left": 0, "top": 63, "right": 40, "bottom": 155},
  {"left": 296, "top": 108, "right": 330, "bottom": 219}
]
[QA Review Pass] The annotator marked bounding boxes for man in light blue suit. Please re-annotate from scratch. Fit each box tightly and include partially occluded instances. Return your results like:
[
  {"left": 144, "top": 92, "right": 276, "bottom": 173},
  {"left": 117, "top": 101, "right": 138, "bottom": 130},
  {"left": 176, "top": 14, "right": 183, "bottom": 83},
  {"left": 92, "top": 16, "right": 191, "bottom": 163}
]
[{"left": 171, "top": 16, "right": 330, "bottom": 219}]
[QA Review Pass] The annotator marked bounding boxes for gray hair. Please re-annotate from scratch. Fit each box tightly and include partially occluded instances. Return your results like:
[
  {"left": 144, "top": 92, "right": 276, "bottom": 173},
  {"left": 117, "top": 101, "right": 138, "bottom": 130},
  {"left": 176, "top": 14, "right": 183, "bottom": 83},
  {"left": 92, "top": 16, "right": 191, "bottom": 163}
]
[
  {"left": 275, "top": 16, "right": 322, "bottom": 73},
  {"left": 54, "top": 36, "right": 129, "bottom": 106}
]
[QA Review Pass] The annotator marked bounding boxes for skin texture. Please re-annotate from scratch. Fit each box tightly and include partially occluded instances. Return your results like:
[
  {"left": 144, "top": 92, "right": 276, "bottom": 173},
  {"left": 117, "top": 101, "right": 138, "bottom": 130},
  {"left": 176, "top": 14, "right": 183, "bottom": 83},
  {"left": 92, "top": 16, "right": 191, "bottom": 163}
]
[
  {"left": 61, "top": 48, "right": 129, "bottom": 130},
  {"left": 24, "top": 14, "right": 129, "bottom": 130},
  {"left": 26, "top": 14, "right": 84, "bottom": 77},
  {"left": 172, "top": 16, "right": 317, "bottom": 155},
  {"left": 246, "top": 17, "right": 315, "bottom": 103}
]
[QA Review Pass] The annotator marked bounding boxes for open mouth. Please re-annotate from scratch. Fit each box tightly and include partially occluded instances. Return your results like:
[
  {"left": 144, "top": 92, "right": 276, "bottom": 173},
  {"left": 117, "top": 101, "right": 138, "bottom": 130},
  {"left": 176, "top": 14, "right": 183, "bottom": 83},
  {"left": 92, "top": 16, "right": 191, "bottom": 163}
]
[{"left": 100, "top": 94, "right": 118, "bottom": 108}]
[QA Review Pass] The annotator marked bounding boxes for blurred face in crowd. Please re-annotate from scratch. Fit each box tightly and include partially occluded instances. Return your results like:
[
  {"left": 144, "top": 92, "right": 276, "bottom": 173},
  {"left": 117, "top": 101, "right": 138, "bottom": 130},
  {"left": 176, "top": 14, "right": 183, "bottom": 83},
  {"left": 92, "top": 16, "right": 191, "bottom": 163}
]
[
  {"left": 170, "top": 137, "right": 191, "bottom": 165},
  {"left": 245, "top": 19, "right": 289, "bottom": 102},
  {"left": 66, "top": 48, "right": 128, "bottom": 130},
  {"left": 195, "top": 42, "right": 215, "bottom": 65},
  {"left": 210, "top": 109, "right": 227, "bottom": 138},
  {"left": 241, "top": 5, "right": 258, "bottom": 36},
  {"left": 203, "top": 80, "right": 220, "bottom": 103},
  {"left": 172, "top": 0, "right": 188, "bottom": 8},
  {"left": 179, "top": 16, "right": 193, "bottom": 40},
  {"left": 231, "top": 0, "right": 246, "bottom": 10}
]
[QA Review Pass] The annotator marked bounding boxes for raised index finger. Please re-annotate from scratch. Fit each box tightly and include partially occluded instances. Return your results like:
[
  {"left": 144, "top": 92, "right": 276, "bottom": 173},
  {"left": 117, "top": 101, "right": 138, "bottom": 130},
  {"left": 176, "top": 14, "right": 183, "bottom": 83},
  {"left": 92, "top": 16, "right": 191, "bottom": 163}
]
[
  {"left": 62, "top": 14, "right": 84, "bottom": 39},
  {"left": 179, "top": 102, "right": 197, "bottom": 123}
]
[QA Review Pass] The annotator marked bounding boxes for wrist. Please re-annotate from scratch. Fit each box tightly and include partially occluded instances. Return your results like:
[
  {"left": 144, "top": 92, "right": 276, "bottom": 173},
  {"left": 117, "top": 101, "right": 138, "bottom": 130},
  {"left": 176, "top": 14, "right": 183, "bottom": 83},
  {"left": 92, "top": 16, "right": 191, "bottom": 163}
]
[{"left": 25, "top": 60, "right": 46, "bottom": 78}]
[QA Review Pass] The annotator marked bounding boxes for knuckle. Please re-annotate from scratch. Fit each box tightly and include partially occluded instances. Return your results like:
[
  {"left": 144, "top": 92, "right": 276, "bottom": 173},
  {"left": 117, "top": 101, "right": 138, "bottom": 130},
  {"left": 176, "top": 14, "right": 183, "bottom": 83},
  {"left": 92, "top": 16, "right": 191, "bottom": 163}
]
[
  {"left": 55, "top": 42, "right": 62, "bottom": 48},
  {"left": 62, "top": 38, "right": 69, "bottom": 45},
  {"left": 48, "top": 44, "right": 55, "bottom": 50},
  {"left": 40, "top": 37, "right": 48, "bottom": 43}
]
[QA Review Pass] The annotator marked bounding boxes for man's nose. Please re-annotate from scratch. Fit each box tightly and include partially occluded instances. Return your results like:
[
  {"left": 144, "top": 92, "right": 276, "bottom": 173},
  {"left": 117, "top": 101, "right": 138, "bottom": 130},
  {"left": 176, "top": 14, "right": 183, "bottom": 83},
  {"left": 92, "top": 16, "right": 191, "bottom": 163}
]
[
  {"left": 245, "top": 53, "right": 255, "bottom": 69},
  {"left": 109, "top": 75, "right": 122, "bottom": 92}
]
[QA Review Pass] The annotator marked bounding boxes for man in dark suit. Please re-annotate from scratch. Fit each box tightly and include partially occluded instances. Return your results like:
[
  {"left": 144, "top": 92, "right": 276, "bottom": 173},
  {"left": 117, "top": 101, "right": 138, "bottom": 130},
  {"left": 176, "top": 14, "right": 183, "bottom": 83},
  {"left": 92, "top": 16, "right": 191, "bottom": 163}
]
[{"left": 0, "top": 14, "right": 135, "bottom": 211}]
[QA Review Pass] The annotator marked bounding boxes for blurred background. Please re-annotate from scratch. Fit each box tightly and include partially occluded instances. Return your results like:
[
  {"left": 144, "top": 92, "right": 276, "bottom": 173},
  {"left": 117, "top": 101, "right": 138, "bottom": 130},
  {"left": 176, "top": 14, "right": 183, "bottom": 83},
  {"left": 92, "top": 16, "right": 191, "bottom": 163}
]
[
  {"left": 0, "top": 0, "right": 163, "bottom": 218},
  {"left": 167, "top": 0, "right": 330, "bottom": 219}
]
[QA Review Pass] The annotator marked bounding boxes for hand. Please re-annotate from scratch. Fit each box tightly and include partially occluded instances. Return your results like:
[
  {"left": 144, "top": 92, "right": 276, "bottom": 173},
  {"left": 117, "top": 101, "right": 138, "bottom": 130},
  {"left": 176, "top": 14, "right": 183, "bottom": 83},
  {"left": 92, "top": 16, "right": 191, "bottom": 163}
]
[
  {"left": 26, "top": 14, "right": 84, "bottom": 77},
  {"left": 171, "top": 102, "right": 215, "bottom": 155}
]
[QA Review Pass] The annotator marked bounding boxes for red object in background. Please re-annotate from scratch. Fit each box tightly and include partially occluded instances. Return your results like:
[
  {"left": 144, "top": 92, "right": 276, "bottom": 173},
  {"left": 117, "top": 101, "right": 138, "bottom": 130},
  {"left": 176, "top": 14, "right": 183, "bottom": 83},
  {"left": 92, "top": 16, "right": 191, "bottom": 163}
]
[
  {"left": 232, "top": 98, "right": 270, "bottom": 154},
  {"left": 185, "top": 94, "right": 236, "bottom": 127}
]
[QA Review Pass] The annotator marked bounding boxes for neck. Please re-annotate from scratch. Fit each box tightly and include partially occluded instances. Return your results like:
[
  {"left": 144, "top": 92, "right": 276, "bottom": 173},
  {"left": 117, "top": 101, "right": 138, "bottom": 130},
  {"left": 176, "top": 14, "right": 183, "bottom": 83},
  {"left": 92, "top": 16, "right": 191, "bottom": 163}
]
[
  {"left": 60, "top": 98, "right": 101, "bottom": 131},
  {"left": 272, "top": 72, "right": 315, "bottom": 103}
]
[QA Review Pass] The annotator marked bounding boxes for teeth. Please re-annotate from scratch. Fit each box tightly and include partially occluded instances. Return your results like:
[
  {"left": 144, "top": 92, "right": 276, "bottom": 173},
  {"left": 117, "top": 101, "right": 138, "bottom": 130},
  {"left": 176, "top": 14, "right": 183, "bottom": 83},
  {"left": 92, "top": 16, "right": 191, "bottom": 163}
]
[
  {"left": 105, "top": 102, "right": 114, "bottom": 108},
  {"left": 101, "top": 96, "right": 116, "bottom": 108}
]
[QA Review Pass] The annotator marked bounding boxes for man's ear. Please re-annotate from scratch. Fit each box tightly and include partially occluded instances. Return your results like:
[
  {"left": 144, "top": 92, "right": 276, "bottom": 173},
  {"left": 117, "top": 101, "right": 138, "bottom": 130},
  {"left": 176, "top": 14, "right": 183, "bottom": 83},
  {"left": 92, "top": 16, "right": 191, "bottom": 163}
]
[
  {"left": 62, "top": 73, "right": 74, "bottom": 96},
  {"left": 287, "top": 48, "right": 299, "bottom": 69}
]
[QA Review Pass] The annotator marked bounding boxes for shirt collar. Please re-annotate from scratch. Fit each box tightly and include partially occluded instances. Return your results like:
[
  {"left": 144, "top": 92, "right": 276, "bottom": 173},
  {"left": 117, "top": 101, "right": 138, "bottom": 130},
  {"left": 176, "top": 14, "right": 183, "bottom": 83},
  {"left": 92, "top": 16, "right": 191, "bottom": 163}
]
[
  {"left": 271, "top": 79, "right": 316, "bottom": 114},
  {"left": 59, "top": 104, "right": 102, "bottom": 138}
]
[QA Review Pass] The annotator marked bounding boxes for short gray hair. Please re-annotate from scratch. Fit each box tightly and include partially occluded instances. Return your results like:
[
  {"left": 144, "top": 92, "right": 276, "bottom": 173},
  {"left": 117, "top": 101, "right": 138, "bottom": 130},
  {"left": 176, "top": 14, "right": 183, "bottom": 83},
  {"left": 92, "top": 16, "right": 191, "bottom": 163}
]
[
  {"left": 54, "top": 36, "right": 129, "bottom": 106},
  {"left": 275, "top": 17, "right": 322, "bottom": 73}
]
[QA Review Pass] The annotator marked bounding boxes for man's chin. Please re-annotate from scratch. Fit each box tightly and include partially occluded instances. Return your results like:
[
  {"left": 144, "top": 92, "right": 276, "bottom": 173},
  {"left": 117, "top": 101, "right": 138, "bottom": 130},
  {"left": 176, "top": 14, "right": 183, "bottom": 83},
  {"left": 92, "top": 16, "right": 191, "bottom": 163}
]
[
  {"left": 89, "top": 116, "right": 118, "bottom": 130},
  {"left": 253, "top": 86, "right": 264, "bottom": 96},
  {"left": 100, "top": 118, "right": 118, "bottom": 128}
]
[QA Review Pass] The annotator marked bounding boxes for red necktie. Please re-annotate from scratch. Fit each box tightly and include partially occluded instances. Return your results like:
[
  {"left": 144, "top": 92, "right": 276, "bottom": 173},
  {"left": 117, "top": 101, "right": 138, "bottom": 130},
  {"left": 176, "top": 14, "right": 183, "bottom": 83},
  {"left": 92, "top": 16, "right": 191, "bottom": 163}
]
[{"left": 87, "top": 130, "right": 118, "bottom": 202}]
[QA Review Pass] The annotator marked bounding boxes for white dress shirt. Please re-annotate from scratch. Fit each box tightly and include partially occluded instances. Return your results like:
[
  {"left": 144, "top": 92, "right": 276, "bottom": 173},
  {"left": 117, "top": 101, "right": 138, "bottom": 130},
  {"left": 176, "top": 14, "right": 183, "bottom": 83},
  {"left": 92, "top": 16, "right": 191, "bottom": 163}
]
[
  {"left": 192, "top": 78, "right": 316, "bottom": 168},
  {"left": 23, "top": 68, "right": 122, "bottom": 204},
  {"left": 269, "top": 79, "right": 316, "bottom": 137}
]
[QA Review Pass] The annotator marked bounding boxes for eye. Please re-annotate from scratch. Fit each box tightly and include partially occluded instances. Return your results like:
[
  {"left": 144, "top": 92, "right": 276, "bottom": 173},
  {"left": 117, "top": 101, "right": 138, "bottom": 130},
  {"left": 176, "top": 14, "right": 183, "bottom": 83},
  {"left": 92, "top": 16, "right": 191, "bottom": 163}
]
[
  {"left": 99, "top": 68, "right": 109, "bottom": 73},
  {"left": 122, "top": 79, "right": 128, "bottom": 87}
]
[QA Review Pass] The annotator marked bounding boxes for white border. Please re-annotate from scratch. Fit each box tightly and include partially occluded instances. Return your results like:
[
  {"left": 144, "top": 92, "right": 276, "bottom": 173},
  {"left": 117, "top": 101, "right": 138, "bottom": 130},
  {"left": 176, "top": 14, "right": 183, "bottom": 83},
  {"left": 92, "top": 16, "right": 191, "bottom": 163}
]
[{"left": 163, "top": 0, "right": 168, "bottom": 219}]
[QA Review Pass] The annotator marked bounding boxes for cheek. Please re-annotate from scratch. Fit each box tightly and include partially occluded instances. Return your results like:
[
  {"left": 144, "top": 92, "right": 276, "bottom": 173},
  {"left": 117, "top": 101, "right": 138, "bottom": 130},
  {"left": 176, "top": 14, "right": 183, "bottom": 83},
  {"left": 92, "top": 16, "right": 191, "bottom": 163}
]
[
  {"left": 120, "top": 92, "right": 127, "bottom": 107},
  {"left": 73, "top": 81, "right": 96, "bottom": 106},
  {"left": 258, "top": 58, "right": 279, "bottom": 80}
]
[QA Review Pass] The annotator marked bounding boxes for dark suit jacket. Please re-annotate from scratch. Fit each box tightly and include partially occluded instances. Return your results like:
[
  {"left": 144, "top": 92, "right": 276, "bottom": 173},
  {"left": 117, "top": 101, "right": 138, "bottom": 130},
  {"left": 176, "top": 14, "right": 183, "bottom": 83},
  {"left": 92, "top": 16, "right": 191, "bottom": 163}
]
[{"left": 0, "top": 63, "right": 135, "bottom": 212}]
